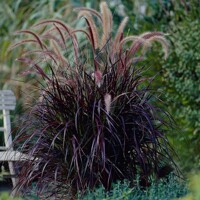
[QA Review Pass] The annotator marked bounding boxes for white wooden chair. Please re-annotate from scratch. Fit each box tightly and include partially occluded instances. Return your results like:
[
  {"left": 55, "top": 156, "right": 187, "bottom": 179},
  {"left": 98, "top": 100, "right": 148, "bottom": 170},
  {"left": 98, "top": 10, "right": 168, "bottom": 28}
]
[
  {"left": 0, "top": 90, "right": 38, "bottom": 196},
  {"left": 0, "top": 90, "right": 17, "bottom": 189},
  {"left": 0, "top": 90, "right": 31, "bottom": 191}
]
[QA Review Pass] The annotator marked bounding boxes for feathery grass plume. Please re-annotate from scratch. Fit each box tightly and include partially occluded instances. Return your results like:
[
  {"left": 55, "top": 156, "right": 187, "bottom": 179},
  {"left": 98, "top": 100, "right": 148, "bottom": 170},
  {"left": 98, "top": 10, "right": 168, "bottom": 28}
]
[
  {"left": 128, "top": 32, "right": 166, "bottom": 57},
  {"left": 73, "top": 7, "right": 102, "bottom": 21},
  {"left": 49, "top": 38, "right": 71, "bottom": 69},
  {"left": 93, "top": 69, "right": 103, "bottom": 87},
  {"left": 100, "top": 1, "right": 112, "bottom": 48},
  {"left": 78, "top": 11, "right": 99, "bottom": 49},
  {"left": 14, "top": 30, "right": 45, "bottom": 49},
  {"left": 8, "top": 39, "right": 39, "bottom": 51},
  {"left": 139, "top": 31, "right": 165, "bottom": 39},
  {"left": 11, "top": 1, "right": 178, "bottom": 199},
  {"left": 113, "top": 16, "right": 129, "bottom": 53},
  {"left": 120, "top": 36, "right": 146, "bottom": 46},
  {"left": 104, "top": 93, "right": 112, "bottom": 113},
  {"left": 108, "top": 7, "right": 113, "bottom": 34},
  {"left": 141, "top": 36, "right": 169, "bottom": 59},
  {"left": 42, "top": 33, "right": 66, "bottom": 50},
  {"left": 33, "top": 19, "right": 79, "bottom": 65}
]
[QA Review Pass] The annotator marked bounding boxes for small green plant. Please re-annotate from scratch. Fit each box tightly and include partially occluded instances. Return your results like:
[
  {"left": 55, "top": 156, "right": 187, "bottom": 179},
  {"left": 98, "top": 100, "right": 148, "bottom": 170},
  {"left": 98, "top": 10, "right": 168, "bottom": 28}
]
[
  {"left": 78, "top": 174, "right": 187, "bottom": 200},
  {"left": 12, "top": 1, "right": 178, "bottom": 199}
]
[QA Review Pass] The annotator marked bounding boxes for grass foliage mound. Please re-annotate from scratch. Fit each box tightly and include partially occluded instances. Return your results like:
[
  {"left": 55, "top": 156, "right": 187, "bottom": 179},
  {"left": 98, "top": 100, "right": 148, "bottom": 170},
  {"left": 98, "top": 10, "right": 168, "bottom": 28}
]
[{"left": 12, "top": 2, "right": 178, "bottom": 198}]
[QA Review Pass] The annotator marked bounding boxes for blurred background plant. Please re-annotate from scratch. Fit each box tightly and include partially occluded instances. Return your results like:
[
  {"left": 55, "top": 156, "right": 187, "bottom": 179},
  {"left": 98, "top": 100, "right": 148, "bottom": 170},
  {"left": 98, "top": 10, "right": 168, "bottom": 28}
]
[
  {"left": 161, "top": 1, "right": 200, "bottom": 172},
  {"left": 0, "top": 0, "right": 74, "bottom": 114}
]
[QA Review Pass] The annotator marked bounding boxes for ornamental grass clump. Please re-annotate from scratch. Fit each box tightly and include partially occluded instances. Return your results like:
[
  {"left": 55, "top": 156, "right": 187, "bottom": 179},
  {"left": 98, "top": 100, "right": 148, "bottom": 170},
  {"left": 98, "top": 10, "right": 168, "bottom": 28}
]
[{"left": 12, "top": 2, "right": 177, "bottom": 198}]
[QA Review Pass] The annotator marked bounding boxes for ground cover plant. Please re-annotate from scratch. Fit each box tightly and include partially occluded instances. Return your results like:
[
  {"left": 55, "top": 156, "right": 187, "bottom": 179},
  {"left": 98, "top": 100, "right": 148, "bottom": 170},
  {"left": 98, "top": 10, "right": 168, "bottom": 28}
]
[
  {"left": 0, "top": 174, "right": 189, "bottom": 200},
  {"left": 78, "top": 173, "right": 187, "bottom": 200},
  {"left": 12, "top": 1, "right": 179, "bottom": 199}
]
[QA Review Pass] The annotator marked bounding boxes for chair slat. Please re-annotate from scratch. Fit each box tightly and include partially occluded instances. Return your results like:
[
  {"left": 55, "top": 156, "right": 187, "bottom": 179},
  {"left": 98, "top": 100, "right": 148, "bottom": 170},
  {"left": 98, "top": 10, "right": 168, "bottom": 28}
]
[
  {"left": 0, "top": 100, "right": 14, "bottom": 104},
  {"left": 0, "top": 102, "right": 16, "bottom": 106},
  {"left": 0, "top": 90, "right": 18, "bottom": 191},
  {"left": 0, "top": 151, "right": 31, "bottom": 161},
  {"left": 0, "top": 101, "right": 16, "bottom": 105},
  {"left": 0, "top": 146, "right": 8, "bottom": 150},
  {"left": 0, "top": 96, "right": 15, "bottom": 99},
  {"left": 0, "top": 106, "right": 16, "bottom": 110},
  {"left": 0, "top": 100, "right": 16, "bottom": 104},
  {"left": 0, "top": 90, "right": 14, "bottom": 95},
  {"left": 0, "top": 90, "right": 16, "bottom": 110}
]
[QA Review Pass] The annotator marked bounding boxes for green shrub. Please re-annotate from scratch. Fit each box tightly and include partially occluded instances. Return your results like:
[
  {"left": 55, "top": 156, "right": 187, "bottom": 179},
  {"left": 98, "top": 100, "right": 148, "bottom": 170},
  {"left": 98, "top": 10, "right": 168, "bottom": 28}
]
[
  {"left": 162, "top": 7, "right": 200, "bottom": 172},
  {"left": 79, "top": 174, "right": 187, "bottom": 200}
]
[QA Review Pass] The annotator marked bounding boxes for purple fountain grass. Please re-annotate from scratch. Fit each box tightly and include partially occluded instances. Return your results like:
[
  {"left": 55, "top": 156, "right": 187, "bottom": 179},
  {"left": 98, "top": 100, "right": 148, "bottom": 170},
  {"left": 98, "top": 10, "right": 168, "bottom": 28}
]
[{"left": 11, "top": 1, "right": 177, "bottom": 199}]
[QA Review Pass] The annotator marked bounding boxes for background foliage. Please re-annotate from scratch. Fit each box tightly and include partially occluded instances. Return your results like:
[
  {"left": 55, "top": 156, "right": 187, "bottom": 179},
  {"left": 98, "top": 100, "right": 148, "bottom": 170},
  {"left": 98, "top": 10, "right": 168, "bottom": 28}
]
[
  {"left": 0, "top": 0, "right": 73, "bottom": 114},
  {"left": 162, "top": 2, "right": 200, "bottom": 172},
  {"left": 109, "top": 0, "right": 200, "bottom": 172}
]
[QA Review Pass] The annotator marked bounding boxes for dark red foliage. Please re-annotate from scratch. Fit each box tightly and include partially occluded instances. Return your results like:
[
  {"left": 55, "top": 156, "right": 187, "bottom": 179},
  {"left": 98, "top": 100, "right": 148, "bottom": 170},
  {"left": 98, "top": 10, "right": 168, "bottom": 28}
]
[{"left": 11, "top": 2, "right": 178, "bottom": 198}]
